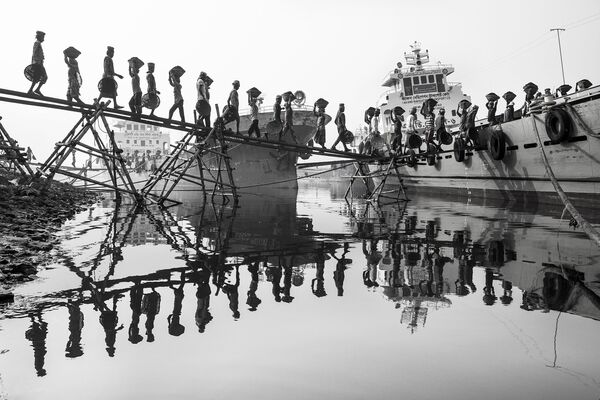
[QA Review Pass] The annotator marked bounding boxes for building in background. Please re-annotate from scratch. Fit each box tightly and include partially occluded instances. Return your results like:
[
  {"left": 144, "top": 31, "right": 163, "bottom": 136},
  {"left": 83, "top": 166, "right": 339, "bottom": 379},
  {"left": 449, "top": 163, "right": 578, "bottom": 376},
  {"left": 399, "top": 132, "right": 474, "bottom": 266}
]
[{"left": 113, "top": 122, "right": 170, "bottom": 157}]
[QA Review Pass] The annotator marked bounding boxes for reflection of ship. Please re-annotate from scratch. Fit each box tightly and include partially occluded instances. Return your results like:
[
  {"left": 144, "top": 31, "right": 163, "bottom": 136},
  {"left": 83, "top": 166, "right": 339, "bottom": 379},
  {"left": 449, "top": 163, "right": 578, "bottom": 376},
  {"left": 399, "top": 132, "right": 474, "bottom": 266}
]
[
  {"left": 349, "top": 193, "right": 600, "bottom": 325},
  {"left": 369, "top": 42, "right": 600, "bottom": 206}
]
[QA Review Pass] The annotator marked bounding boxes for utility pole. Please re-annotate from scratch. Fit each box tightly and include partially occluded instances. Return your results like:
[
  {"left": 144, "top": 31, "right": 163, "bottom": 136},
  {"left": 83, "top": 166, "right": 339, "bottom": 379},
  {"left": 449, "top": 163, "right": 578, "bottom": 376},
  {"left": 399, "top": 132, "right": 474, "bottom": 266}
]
[{"left": 550, "top": 28, "right": 566, "bottom": 85}]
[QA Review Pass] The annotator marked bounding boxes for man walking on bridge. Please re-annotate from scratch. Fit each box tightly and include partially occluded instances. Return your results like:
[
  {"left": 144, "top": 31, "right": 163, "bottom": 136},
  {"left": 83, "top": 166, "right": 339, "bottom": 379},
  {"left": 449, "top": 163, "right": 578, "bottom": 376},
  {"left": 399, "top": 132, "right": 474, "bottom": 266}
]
[
  {"left": 227, "top": 80, "right": 240, "bottom": 134},
  {"left": 98, "top": 46, "right": 124, "bottom": 109},
  {"left": 27, "top": 31, "right": 47, "bottom": 96},
  {"left": 331, "top": 103, "right": 349, "bottom": 152}
]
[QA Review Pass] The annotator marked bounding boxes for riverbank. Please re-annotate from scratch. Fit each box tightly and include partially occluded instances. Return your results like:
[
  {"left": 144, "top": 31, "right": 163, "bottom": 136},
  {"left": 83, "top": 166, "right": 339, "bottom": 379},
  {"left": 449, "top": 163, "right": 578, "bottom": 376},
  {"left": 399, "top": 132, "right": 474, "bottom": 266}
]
[{"left": 0, "top": 172, "right": 98, "bottom": 301}]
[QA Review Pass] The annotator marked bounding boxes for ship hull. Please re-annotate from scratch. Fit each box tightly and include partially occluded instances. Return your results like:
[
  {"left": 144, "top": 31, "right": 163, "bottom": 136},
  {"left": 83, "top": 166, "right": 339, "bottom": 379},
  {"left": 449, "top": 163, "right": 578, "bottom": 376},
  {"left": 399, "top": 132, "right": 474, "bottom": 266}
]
[
  {"left": 369, "top": 87, "right": 600, "bottom": 207},
  {"left": 204, "top": 108, "right": 326, "bottom": 192}
]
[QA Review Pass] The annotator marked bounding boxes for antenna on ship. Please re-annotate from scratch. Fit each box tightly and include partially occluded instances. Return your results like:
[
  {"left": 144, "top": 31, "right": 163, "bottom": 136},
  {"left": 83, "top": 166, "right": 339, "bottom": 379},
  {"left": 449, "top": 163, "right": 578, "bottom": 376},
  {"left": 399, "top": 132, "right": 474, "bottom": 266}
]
[
  {"left": 550, "top": 28, "right": 566, "bottom": 85},
  {"left": 404, "top": 41, "right": 429, "bottom": 71}
]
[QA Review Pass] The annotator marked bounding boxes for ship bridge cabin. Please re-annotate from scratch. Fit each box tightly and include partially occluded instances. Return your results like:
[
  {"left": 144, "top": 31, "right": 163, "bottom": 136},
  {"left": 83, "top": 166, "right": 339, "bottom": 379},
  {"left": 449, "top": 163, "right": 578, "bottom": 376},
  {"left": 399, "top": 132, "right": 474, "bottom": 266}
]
[{"left": 377, "top": 42, "right": 469, "bottom": 136}]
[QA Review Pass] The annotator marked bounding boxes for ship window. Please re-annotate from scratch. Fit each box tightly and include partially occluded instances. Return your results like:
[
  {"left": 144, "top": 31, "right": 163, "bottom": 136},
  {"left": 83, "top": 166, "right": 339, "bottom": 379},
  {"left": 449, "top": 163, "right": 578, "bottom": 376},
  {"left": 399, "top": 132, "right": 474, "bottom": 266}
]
[
  {"left": 420, "top": 76, "right": 427, "bottom": 84},
  {"left": 134, "top": 140, "right": 137, "bottom": 144},
  {"left": 126, "top": 124, "right": 132, "bottom": 130},
  {"left": 141, "top": 140, "right": 145, "bottom": 147},
  {"left": 403, "top": 78, "right": 413, "bottom": 96},
  {"left": 133, "top": 124, "right": 139, "bottom": 130},
  {"left": 126, "top": 140, "right": 130, "bottom": 144},
  {"left": 413, "top": 77, "right": 419, "bottom": 85},
  {"left": 452, "top": 110, "right": 457, "bottom": 116},
  {"left": 436, "top": 74, "right": 445, "bottom": 92},
  {"left": 156, "top": 140, "right": 159, "bottom": 144},
  {"left": 428, "top": 75, "right": 434, "bottom": 83}
]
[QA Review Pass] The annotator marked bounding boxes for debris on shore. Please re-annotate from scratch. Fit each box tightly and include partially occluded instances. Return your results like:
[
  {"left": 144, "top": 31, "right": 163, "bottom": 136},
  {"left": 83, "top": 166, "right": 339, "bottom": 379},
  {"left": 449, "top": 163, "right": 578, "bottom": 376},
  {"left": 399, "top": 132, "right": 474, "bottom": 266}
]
[{"left": 0, "top": 172, "right": 98, "bottom": 300}]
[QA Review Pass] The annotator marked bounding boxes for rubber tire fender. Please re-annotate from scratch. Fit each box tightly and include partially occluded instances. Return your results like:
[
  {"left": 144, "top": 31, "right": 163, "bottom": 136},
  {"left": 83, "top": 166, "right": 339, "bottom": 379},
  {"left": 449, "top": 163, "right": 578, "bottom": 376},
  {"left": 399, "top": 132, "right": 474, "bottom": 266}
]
[
  {"left": 488, "top": 130, "right": 506, "bottom": 160},
  {"left": 426, "top": 143, "right": 437, "bottom": 166},
  {"left": 453, "top": 138, "right": 465, "bottom": 162},
  {"left": 544, "top": 108, "right": 571, "bottom": 142}
]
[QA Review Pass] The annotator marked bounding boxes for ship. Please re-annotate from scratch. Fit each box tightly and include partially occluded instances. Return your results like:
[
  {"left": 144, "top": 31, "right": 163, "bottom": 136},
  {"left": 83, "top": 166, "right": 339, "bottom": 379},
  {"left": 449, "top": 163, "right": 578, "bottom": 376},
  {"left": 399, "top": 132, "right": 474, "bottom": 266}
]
[
  {"left": 366, "top": 42, "right": 600, "bottom": 207},
  {"left": 202, "top": 91, "right": 330, "bottom": 192}
]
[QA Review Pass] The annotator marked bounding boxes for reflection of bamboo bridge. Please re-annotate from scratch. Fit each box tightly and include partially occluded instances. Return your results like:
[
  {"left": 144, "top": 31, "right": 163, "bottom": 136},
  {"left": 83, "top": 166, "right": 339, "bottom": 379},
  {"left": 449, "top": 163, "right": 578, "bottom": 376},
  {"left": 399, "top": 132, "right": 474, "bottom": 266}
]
[{"left": 0, "top": 88, "right": 410, "bottom": 206}]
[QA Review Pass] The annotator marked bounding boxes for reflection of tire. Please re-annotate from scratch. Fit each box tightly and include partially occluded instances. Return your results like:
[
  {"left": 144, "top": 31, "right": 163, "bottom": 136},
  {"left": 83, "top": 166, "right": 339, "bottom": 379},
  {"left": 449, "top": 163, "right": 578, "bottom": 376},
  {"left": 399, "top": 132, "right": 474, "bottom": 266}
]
[
  {"left": 545, "top": 108, "right": 571, "bottom": 142},
  {"left": 488, "top": 240, "right": 504, "bottom": 267},
  {"left": 407, "top": 149, "right": 417, "bottom": 167},
  {"left": 453, "top": 138, "right": 465, "bottom": 162},
  {"left": 426, "top": 143, "right": 437, "bottom": 166},
  {"left": 488, "top": 130, "right": 506, "bottom": 160}
]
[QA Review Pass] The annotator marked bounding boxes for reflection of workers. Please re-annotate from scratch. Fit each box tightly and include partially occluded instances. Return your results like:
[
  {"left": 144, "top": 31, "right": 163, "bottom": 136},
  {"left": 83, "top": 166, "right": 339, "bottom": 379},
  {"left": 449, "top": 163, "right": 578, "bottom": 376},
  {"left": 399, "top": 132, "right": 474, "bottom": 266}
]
[
  {"left": 99, "top": 296, "right": 124, "bottom": 357},
  {"left": 267, "top": 264, "right": 283, "bottom": 302},
  {"left": 228, "top": 80, "right": 241, "bottom": 134},
  {"left": 483, "top": 268, "right": 498, "bottom": 306},
  {"left": 28, "top": 31, "right": 47, "bottom": 96},
  {"left": 222, "top": 267, "right": 241, "bottom": 319},
  {"left": 195, "top": 269, "right": 213, "bottom": 333},
  {"left": 65, "top": 301, "right": 84, "bottom": 358},
  {"left": 332, "top": 242, "right": 350, "bottom": 296},
  {"left": 25, "top": 312, "right": 48, "bottom": 376},
  {"left": 332, "top": 103, "right": 349, "bottom": 151},
  {"left": 362, "top": 239, "right": 381, "bottom": 288},
  {"left": 311, "top": 251, "right": 327, "bottom": 297},
  {"left": 128, "top": 285, "right": 144, "bottom": 344},
  {"left": 143, "top": 288, "right": 161, "bottom": 342},
  {"left": 98, "top": 46, "right": 124, "bottom": 109},
  {"left": 246, "top": 262, "right": 262, "bottom": 311},
  {"left": 168, "top": 272, "right": 186, "bottom": 337}
]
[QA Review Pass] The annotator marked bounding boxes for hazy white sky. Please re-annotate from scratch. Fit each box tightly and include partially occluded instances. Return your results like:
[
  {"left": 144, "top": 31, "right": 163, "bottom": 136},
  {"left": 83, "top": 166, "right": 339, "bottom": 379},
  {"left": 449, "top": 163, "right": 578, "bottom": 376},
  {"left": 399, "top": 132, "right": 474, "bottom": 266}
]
[{"left": 1, "top": 0, "right": 599, "bottom": 157}]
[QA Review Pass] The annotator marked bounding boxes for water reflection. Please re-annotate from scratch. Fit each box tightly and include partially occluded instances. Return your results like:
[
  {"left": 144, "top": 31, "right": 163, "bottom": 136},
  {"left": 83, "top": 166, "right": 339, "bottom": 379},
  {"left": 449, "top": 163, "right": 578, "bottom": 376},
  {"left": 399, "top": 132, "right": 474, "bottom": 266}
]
[{"left": 1, "top": 185, "right": 600, "bottom": 399}]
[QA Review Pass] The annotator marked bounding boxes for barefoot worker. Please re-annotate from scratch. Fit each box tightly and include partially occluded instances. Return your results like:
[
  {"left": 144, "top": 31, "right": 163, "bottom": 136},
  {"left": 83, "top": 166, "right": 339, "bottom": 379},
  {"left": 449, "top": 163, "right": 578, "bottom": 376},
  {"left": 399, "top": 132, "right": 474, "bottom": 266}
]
[
  {"left": 63, "top": 47, "right": 83, "bottom": 104},
  {"left": 26, "top": 31, "right": 47, "bottom": 96},
  {"left": 98, "top": 46, "right": 124, "bottom": 109},
  {"left": 331, "top": 103, "right": 349, "bottom": 152}
]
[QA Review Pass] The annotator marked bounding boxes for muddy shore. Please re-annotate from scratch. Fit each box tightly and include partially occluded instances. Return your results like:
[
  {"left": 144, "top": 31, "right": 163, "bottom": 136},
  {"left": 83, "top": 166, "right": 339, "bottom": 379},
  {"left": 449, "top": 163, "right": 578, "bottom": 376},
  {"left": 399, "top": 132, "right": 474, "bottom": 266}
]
[{"left": 0, "top": 173, "right": 98, "bottom": 301}]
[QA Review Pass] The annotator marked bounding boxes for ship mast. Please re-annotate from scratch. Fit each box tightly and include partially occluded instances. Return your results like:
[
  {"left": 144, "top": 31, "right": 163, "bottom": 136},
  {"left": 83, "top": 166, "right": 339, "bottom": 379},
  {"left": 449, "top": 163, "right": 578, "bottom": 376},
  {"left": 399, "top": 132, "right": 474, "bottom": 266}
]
[{"left": 404, "top": 41, "right": 429, "bottom": 71}]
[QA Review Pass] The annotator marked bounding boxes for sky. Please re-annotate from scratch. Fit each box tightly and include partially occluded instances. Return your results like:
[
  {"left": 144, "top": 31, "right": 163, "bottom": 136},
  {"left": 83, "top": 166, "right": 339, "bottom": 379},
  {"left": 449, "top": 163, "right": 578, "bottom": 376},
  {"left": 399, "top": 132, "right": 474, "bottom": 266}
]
[{"left": 1, "top": 0, "right": 599, "bottom": 158}]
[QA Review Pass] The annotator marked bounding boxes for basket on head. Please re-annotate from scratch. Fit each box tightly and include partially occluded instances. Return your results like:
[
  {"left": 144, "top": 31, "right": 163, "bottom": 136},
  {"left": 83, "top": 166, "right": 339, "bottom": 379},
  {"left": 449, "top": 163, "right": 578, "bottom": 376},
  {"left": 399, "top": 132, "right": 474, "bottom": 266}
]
[
  {"left": 247, "top": 87, "right": 262, "bottom": 99},
  {"left": 556, "top": 84, "right": 572, "bottom": 95},
  {"left": 421, "top": 98, "right": 438, "bottom": 115},
  {"left": 408, "top": 133, "right": 422, "bottom": 149},
  {"left": 128, "top": 57, "right": 144, "bottom": 69},
  {"left": 314, "top": 98, "right": 329, "bottom": 109},
  {"left": 458, "top": 99, "right": 472, "bottom": 110},
  {"left": 169, "top": 65, "right": 185, "bottom": 78},
  {"left": 523, "top": 82, "right": 538, "bottom": 94},
  {"left": 502, "top": 91, "right": 516, "bottom": 103},
  {"left": 282, "top": 91, "right": 295, "bottom": 102},
  {"left": 63, "top": 46, "right": 81, "bottom": 59},
  {"left": 485, "top": 92, "right": 500, "bottom": 102},
  {"left": 393, "top": 106, "right": 405, "bottom": 115},
  {"left": 23, "top": 64, "right": 44, "bottom": 82},
  {"left": 576, "top": 79, "right": 592, "bottom": 90},
  {"left": 142, "top": 93, "right": 160, "bottom": 110}
]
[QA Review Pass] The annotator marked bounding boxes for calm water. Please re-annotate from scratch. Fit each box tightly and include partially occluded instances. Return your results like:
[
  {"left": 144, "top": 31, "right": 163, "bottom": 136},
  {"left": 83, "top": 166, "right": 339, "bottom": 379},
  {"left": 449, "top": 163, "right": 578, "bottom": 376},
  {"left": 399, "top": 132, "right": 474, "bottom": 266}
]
[{"left": 1, "top": 183, "right": 600, "bottom": 400}]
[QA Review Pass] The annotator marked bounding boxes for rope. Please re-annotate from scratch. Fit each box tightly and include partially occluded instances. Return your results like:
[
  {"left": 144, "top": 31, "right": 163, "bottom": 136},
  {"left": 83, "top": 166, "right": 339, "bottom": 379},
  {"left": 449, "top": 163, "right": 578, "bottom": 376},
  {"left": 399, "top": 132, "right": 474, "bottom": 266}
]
[
  {"left": 530, "top": 114, "right": 600, "bottom": 248},
  {"left": 237, "top": 161, "right": 355, "bottom": 189}
]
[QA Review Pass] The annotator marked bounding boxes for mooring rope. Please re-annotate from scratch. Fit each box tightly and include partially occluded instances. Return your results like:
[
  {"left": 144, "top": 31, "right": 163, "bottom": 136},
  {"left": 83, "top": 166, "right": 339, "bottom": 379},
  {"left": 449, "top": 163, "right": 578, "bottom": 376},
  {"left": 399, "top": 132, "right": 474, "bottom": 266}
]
[{"left": 531, "top": 113, "right": 600, "bottom": 248}]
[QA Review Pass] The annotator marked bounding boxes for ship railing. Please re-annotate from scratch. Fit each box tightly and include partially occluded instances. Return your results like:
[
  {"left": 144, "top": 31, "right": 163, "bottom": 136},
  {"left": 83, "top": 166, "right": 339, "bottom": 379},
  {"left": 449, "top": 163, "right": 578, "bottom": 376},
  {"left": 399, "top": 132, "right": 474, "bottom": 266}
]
[
  {"left": 381, "top": 63, "right": 455, "bottom": 81},
  {"left": 236, "top": 102, "right": 315, "bottom": 117}
]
